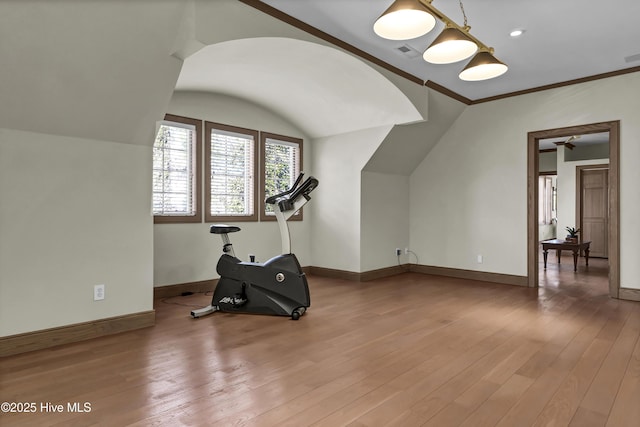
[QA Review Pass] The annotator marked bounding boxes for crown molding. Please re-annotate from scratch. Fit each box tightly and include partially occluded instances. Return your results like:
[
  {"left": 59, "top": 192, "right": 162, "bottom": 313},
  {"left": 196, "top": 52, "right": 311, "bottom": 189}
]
[{"left": 239, "top": 1, "right": 640, "bottom": 105}]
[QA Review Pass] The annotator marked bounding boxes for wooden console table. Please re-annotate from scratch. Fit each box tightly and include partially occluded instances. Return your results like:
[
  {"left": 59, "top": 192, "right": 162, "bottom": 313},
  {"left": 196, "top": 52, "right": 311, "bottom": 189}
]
[{"left": 541, "top": 239, "right": 591, "bottom": 272}]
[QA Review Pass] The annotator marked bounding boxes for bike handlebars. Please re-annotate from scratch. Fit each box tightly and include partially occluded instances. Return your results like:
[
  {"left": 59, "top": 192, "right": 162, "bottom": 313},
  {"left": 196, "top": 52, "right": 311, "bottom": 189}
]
[
  {"left": 265, "top": 173, "right": 319, "bottom": 212},
  {"left": 265, "top": 173, "right": 305, "bottom": 204}
]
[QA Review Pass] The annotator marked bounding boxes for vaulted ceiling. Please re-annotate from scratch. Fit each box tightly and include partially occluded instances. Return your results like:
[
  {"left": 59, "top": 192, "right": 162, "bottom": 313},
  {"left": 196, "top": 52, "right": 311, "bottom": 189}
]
[
  {"left": 3, "top": 0, "right": 632, "bottom": 168},
  {"left": 0, "top": 1, "right": 185, "bottom": 145},
  {"left": 0, "top": 1, "right": 425, "bottom": 146},
  {"left": 253, "top": 0, "right": 640, "bottom": 102},
  {"left": 175, "top": 37, "right": 423, "bottom": 138}
]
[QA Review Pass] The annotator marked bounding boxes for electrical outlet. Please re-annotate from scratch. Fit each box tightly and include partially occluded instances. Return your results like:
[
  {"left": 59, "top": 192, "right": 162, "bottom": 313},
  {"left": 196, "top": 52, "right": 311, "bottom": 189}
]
[
  {"left": 395, "top": 248, "right": 402, "bottom": 256},
  {"left": 405, "top": 248, "right": 409, "bottom": 254},
  {"left": 477, "top": 254, "right": 483, "bottom": 264},
  {"left": 94, "top": 284, "right": 105, "bottom": 301}
]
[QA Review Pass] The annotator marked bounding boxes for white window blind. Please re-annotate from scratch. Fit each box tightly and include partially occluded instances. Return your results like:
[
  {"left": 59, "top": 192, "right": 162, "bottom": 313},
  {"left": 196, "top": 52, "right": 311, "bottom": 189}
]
[
  {"left": 264, "top": 138, "right": 301, "bottom": 215},
  {"left": 152, "top": 121, "right": 197, "bottom": 216},
  {"left": 210, "top": 128, "right": 255, "bottom": 216}
]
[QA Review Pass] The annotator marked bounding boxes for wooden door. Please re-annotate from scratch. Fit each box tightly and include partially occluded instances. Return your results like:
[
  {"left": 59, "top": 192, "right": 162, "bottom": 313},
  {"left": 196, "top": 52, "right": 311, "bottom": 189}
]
[{"left": 580, "top": 168, "right": 608, "bottom": 258}]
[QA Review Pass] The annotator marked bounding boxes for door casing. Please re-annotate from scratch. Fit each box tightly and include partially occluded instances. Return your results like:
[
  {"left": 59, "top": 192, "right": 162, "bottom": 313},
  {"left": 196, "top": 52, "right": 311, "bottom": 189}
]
[{"left": 527, "top": 121, "right": 619, "bottom": 297}]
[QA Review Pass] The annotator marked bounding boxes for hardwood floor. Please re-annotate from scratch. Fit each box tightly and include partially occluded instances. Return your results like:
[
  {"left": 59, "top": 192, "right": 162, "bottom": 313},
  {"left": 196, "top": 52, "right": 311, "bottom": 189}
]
[
  {"left": 538, "top": 249, "right": 611, "bottom": 299},
  {"left": 1, "top": 265, "right": 639, "bottom": 426}
]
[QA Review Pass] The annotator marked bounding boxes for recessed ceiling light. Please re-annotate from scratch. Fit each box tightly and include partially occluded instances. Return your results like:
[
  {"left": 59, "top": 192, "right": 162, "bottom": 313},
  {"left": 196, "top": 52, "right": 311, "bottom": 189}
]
[{"left": 510, "top": 29, "right": 525, "bottom": 37}]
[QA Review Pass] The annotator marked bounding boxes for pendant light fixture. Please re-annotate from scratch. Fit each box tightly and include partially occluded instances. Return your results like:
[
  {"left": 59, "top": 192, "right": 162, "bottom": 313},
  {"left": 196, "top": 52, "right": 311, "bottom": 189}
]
[
  {"left": 459, "top": 49, "right": 508, "bottom": 81},
  {"left": 373, "top": 0, "right": 507, "bottom": 81},
  {"left": 423, "top": 26, "right": 477, "bottom": 64},
  {"left": 373, "top": 0, "right": 436, "bottom": 40}
]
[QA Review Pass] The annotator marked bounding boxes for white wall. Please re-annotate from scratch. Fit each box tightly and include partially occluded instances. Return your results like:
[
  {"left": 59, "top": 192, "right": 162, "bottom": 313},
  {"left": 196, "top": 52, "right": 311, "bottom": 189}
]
[
  {"left": 364, "top": 89, "right": 466, "bottom": 176},
  {"left": 310, "top": 125, "right": 393, "bottom": 272},
  {"left": 539, "top": 151, "right": 557, "bottom": 173},
  {"left": 409, "top": 72, "right": 640, "bottom": 289},
  {"left": 0, "top": 129, "right": 153, "bottom": 336},
  {"left": 361, "top": 171, "right": 410, "bottom": 271},
  {"left": 153, "top": 91, "right": 312, "bottom": 286},
  {"left": 409, "top": 105, "right": 526, "bottom": 275}
]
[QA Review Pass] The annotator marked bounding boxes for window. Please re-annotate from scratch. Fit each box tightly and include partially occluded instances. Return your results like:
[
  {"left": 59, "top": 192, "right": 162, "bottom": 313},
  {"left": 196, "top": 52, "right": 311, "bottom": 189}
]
[
  {"left": 153, "top": 116, "right": 304, "bottom": 224},
  {"left": 260, "top": 133, "right": 302, "bottom": 220},
  {"left": 152, "top": 114, "right": 201, "bottom": 223},
  {"left": 205, "top": 122, "right": 258, "bottom": 222},
  {"left": 539, "top": 174, "right": 556, "bottom": 225}
]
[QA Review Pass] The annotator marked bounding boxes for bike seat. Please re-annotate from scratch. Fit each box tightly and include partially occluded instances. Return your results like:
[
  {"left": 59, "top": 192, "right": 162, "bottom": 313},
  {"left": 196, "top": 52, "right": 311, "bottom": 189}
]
[{"left": 210, "top": 224, "right": 241, "bottom": 234}]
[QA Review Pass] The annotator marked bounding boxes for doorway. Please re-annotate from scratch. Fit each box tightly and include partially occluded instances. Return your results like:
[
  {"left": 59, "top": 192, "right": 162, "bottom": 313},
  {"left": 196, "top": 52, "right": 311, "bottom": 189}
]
[{"left": 527, "top": 121, "right": 620, "bottom": 297}]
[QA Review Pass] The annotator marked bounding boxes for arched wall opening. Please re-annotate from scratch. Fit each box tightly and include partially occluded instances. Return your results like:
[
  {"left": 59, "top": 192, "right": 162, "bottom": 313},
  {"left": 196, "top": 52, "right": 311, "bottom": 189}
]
[{"left": 158, "top": 36, "right": 426, "bottom": 275}]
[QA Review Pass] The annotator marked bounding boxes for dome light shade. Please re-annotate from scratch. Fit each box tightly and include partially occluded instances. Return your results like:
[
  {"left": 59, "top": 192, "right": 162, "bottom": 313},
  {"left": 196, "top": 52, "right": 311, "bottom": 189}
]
[
  {"left": 373, "top": 0, "right": 436, "bottom": 40},
  {"left": 459, "top": 51, "right": 508, "bottom": 81},
  {"left": 423, "top": 27, "right": 478, "bottom": 64}
]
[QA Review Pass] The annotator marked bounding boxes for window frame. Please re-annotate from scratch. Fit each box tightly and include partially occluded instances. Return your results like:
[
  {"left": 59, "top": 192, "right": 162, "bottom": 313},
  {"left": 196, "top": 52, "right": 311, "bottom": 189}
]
[
  {"left": 152, "top": 114, "right": 202, "bottom": 224},
  {"left": 538, "top": 172, "right": 557, "bottom": 226},
  {"left": 205, "top": 121, "right": 259, "bottom": 222},
  {"left": 259, "top": 132, "right": 303, "bottom": 222}
]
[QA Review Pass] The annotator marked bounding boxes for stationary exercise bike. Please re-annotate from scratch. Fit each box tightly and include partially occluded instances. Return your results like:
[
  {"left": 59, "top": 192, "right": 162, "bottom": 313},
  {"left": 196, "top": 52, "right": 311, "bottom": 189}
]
[{"left": 191, "top": 173, "right": 319, "bottom": 320}]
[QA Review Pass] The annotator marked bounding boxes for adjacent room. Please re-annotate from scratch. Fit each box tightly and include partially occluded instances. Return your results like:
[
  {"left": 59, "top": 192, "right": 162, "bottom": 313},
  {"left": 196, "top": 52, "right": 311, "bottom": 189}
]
[
  {"left": 1, "top": 1, "right": 639, "bottom": 426},
  {"left": 536, "top": 130, "right": 612, "bottom": 299}
]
